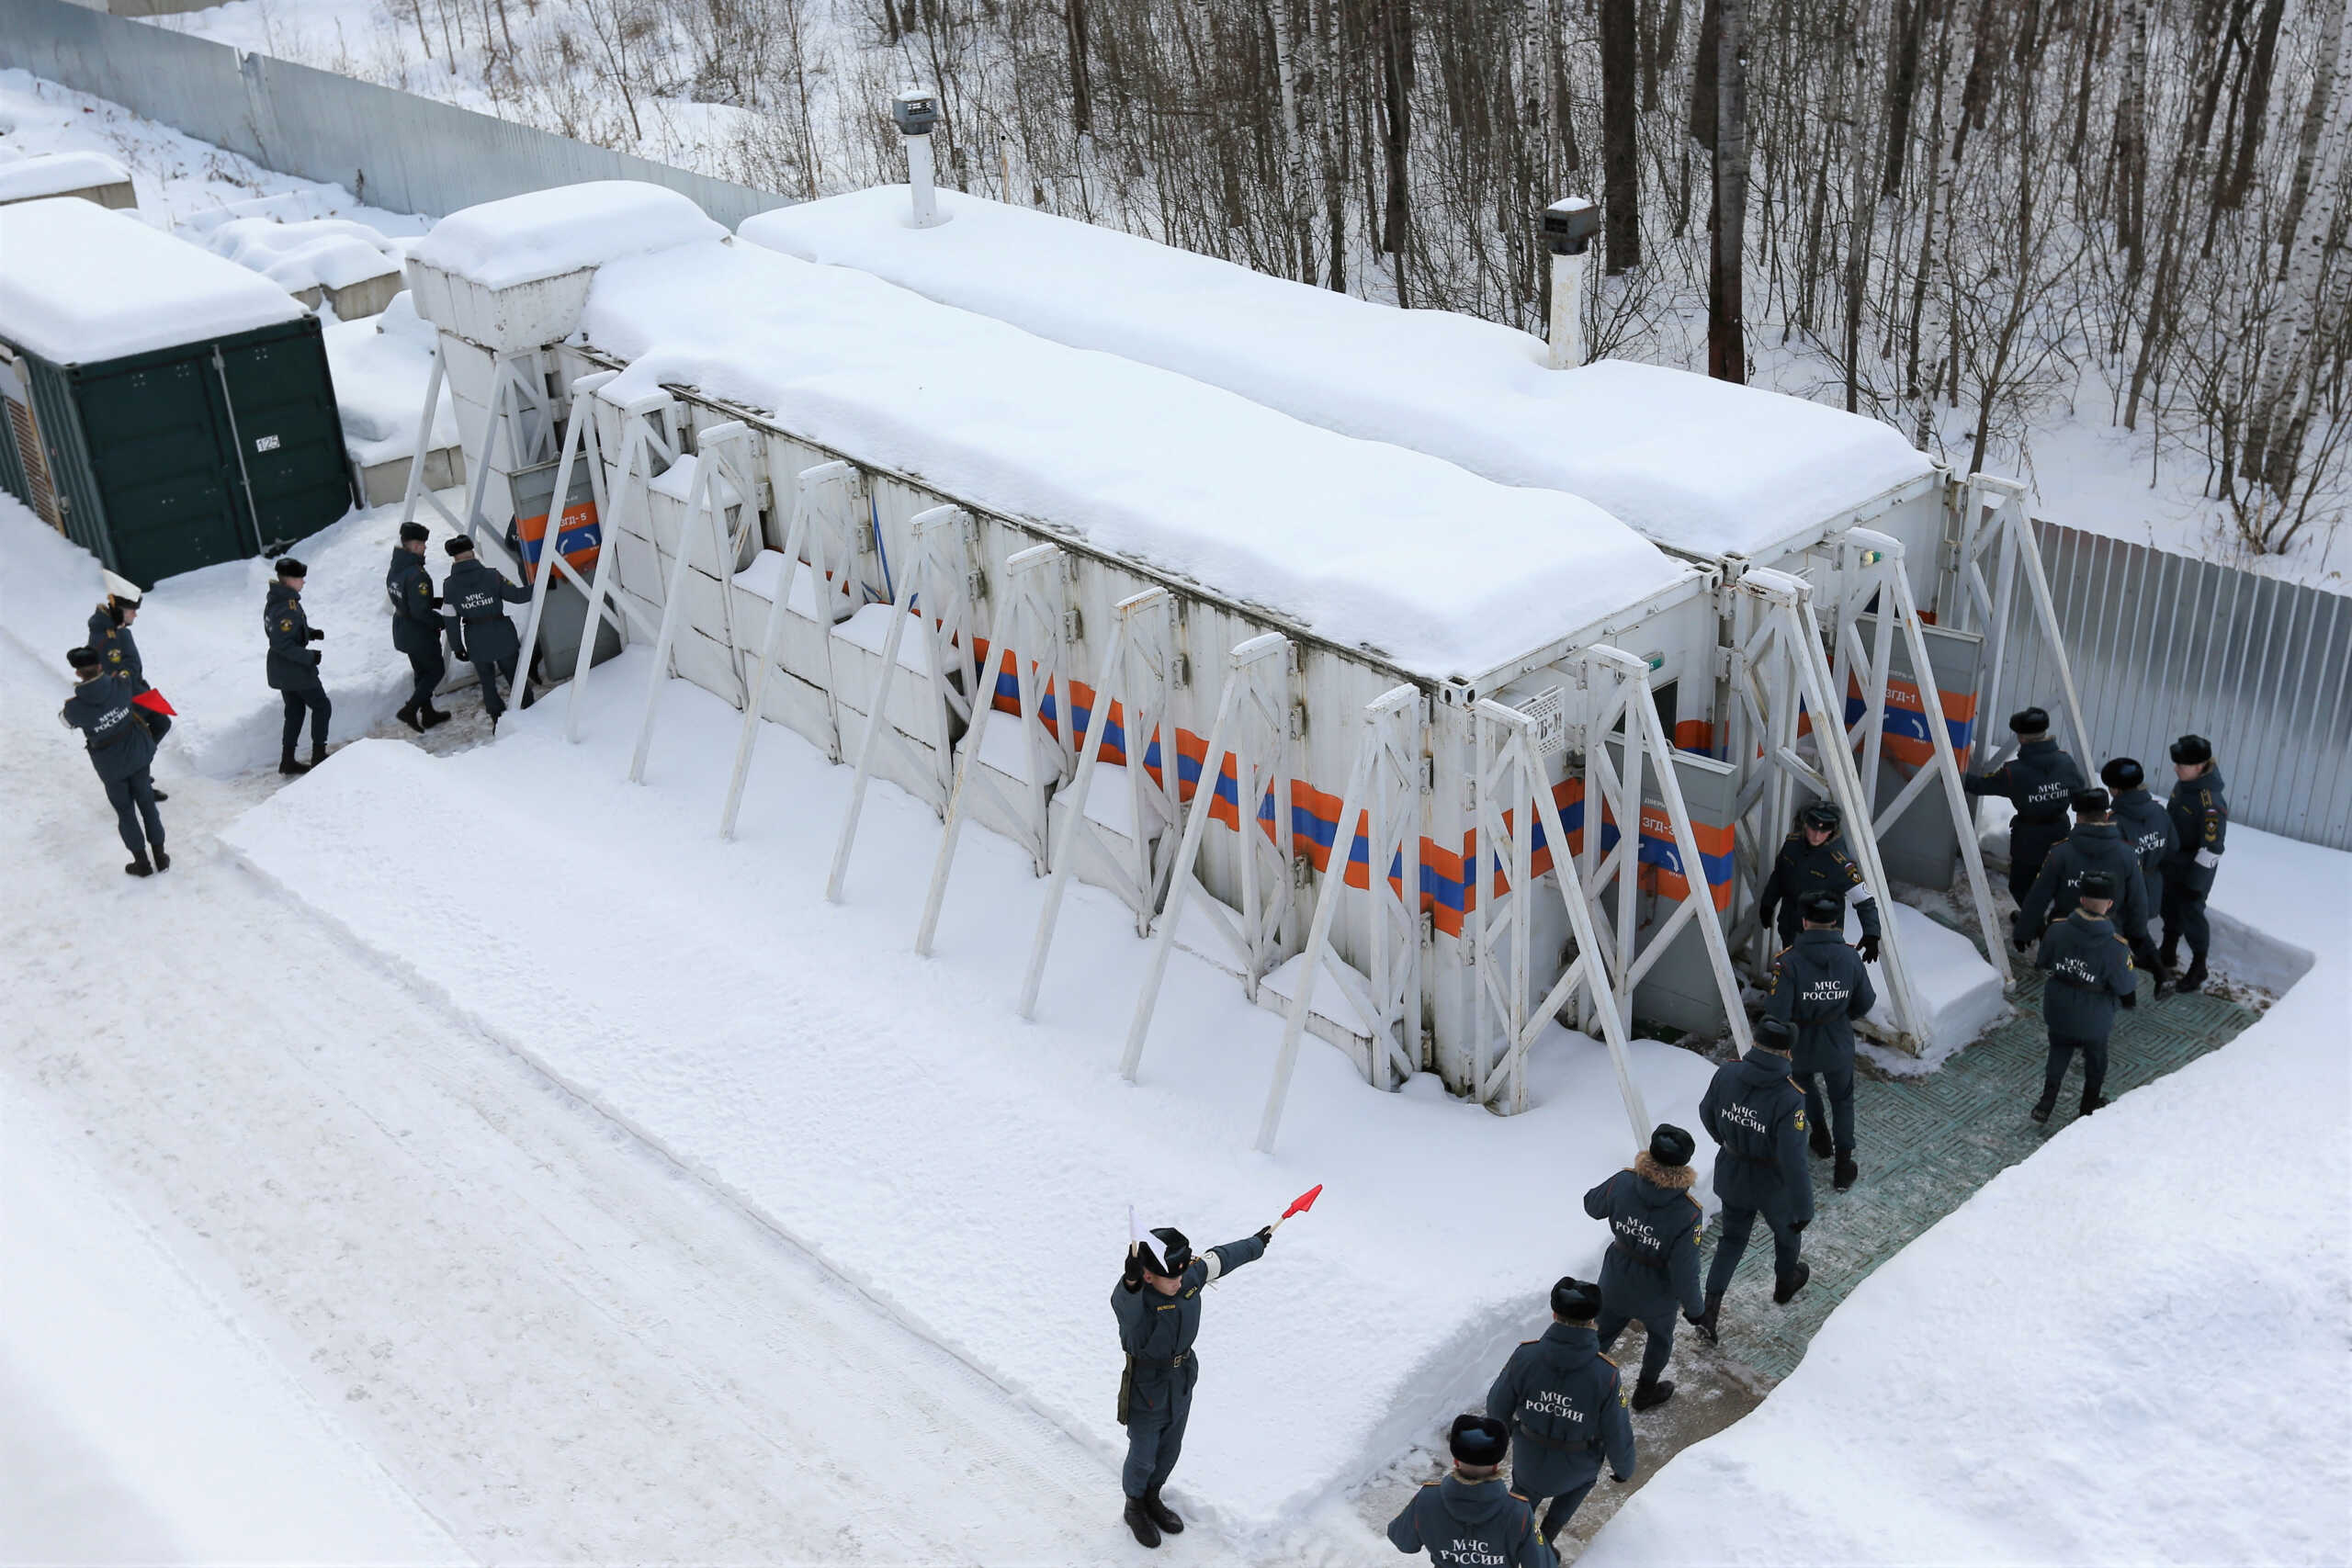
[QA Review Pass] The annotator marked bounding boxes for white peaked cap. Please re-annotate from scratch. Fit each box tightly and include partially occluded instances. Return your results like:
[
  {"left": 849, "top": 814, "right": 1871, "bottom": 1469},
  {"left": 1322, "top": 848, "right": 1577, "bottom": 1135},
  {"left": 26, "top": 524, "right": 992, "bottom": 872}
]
[
  {"left": 102, "top": 570, "right": 141, "bottom": 602},
  {"left": 1128, "top": 1205, "right": 1172, "bottom": 1273}
]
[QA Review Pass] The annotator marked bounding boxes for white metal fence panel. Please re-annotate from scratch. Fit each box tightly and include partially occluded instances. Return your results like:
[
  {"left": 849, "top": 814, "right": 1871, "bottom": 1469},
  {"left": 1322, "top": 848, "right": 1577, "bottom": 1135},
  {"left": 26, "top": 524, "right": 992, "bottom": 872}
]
[
  {"left": 0, "top": 0, "right": 795, "bottom": 225},
  {"left": 1989, "top": 520, "right": 2352, "bottom": 850}
]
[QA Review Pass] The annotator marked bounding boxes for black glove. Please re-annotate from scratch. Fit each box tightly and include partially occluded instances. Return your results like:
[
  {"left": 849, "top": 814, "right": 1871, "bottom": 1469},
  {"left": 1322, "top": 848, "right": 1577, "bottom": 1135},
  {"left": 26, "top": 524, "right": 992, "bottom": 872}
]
[
  {"left": 1255, "top": 1225, "right": 1273, "bottom": 1247},
  {"left": 2013, "top": 929, "right": 2033, "bottom": 953},
  {"left": 452, "top": 641, "right": 469, "bottom": 662},
  {"left": 430, "top": 594, "right": 444, "bottom": 609},
  {"left": 306, "top": 627, "right": 326, "bottom": 641},
  {"left": 2119, "top": 990, "right": 2138, "bottom": 1010},
  {"left": 1856, "top": 933, "right": 1881, "bottom": 964},
  {"left": 1122, "top": 1249, "right": 1144, "bottom": 1290}
]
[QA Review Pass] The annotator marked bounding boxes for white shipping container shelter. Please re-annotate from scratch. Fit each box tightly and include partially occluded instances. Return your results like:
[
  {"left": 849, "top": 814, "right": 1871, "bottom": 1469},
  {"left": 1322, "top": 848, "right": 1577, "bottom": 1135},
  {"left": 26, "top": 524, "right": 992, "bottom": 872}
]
[
  {"left": 399, "top": 189, "right": 1759, "bottom": 1136},
  {"left": 741, "top": 189, "right": 2086, "bottom": 1017}
]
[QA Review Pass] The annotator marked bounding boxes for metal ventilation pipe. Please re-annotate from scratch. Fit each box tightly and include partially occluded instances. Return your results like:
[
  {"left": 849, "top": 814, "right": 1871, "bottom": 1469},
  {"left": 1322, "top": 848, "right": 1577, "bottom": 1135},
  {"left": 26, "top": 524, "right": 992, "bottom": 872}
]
[
  {"left": 1541, "top": 197, "right": 1600, "bottom": 369},
  {"left": 892, "top": 87, "right": 948, "bottom": 229}
]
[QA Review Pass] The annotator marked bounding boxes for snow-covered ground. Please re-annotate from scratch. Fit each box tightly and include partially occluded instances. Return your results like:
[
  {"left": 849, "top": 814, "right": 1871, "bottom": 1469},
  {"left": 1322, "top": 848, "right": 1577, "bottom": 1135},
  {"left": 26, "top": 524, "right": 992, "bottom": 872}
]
[
  {"left": 1582, "top": 822, "right": 2352, "bottom": 1563},
  {"left": 220, "top": 650, "right": 1719, "bottom": 1538}
]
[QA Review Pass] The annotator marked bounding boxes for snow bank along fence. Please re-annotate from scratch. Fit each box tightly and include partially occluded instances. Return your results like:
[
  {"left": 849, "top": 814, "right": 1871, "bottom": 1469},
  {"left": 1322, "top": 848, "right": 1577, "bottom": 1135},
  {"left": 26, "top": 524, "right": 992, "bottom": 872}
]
[
  {"left": 1989, "top": 521, "right": 2352, "bottom": 852},
  {"left": 395, "top": 196, "right": 1796, "bottom": 1152},
  {"left": 0, "top": 0, "right": 794, "bottom": 228}
]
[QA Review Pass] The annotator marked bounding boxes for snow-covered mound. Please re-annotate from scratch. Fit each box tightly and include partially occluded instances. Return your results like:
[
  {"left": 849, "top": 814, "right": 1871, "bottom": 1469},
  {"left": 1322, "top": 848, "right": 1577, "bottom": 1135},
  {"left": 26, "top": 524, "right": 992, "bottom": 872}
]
[
  {"left": 221, "top": 665, "right": 1722, "bottom": 1535},
  {"left": 200, "top": 215, "right": 402, "bottom": 298},
  {"left": 740, "top": 188, "right": 1938, "bottom": 558},
  {"left": 584, "top": 238, "right": 1691, "bottom": 676},
  {"left": 412, "top": 180, "right": 725, "bottom": 288},
  {"left": 0, "top": 149, "right": 129, "bottom": 202},
  {"left": 1583, "top": 822, "right": 2352, "bottom": 1564},
  {"left": 325, "top": 292, "right": 457, "bottom": 468}
]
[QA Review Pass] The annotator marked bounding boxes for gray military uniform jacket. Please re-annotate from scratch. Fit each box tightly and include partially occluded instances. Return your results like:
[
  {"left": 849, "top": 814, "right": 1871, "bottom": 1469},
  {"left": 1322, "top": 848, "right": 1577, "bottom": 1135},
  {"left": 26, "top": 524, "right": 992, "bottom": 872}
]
[
  {"left": 2110, "top": 788, "right": 2176, "bottom": 909},
  {"left": 1764, "top": 928, "right": 1877, "bottom": 1075},
  {"left": 1111, "top": 1233, "right": 1266, "bottom": 1421},
  {"left": 60, "top": 672, "right": 157, "bottom": 783},
  {"left": 1484, "top": 1322, "right": 1636, "bottom": 1502},
  {"left": 2165, "top": 768, "right": 2229, "bottom": 895},
  {"left": 2016, "top": 821, "right": 2156, "bottom": 953},
  {"left": 264, "top": 582, "right": 323, "bottom": 692},
  {"left": 85, "top": 606, "right": 150, "bottom": 693},
  {"left": 1756, "top": 830, "right": 1881, "bottom": 942},
  {"left": 1701, "top": 1051, "right": 1815, "bottom": 1225},
  {"left": 2038, "top": 909, "right": 2138, "bottom": 1042},
  {"left": 387, "top": 548, "right": 445, "bottom": 655},
  {"left": 1580, "top": 1155, "right": 1705, "bottom": 1324},
  {"left": 443, "top": 557, "right": 533, "bottom": 662},
  {"left": 1965, "top": 738, "right": 2088, "bottom": 829},
  {"left": 1386, "top": 1472, "right": 1559, "bottom": 1568}
]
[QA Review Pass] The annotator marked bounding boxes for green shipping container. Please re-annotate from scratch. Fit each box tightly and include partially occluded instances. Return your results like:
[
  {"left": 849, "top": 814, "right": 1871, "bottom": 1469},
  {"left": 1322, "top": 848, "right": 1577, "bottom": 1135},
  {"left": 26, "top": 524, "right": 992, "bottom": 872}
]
[{"left": 0, "top": 198, "right": 357, "bottom": 590}]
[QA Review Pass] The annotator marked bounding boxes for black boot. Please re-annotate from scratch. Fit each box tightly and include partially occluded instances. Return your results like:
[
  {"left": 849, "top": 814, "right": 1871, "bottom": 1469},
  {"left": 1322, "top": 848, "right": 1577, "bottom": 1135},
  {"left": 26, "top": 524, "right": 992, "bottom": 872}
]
[
  {"left": 1142, "top": 1487, "right": 1183, "bottom": 1535},
  {"left": 152, "top": 788, "right": 169, "bottom": 801},
  {"left": 124, "top": 856, "right": 153, "bottom": 877},
  {"left": 1773, "top": 1260, "right": 1812, "bottom": 1304},
  {"left": 153, "top": 848, "right": 171, "bottom": 873},
  {"left": 2158, "top": 940, "right": 2179, "bottom": 974},
  {"left": 1631, "top": 1377, "right": 1676, "bottom": 1411},
  {"left": 2177, "top": 956, "right": 2209, "bottom": 993},
  {"left": 422, "top": 705, "right": 453, "bottom": 728},
  {"left": 2080, "top": 1092, "right": 2109, "bottom": 1116},
  {"left": 1123, "top": 1497, "right": 1161, "bottom": 1550},
  {"left": 279, "top": 751, "right": 311, "bottom": 776},
  {"left": 1834, "top": 1153, "right": 1859, "bottom": 1191},
  {"left": 1808, "top": 1122, "right": 1833, "bottom": 1159},
  {"left": 310, "top": 740, "right": 331, "bottom": 768},
  {"left": 1690, "top": 1292, "right": 1723, "bottom": 1345},
  {"left": 399, "top": 701, "right": 424, "bottom": 733},
  {"left": 2030, "top": 1090, "right": 2056, "bottom": 1123}
]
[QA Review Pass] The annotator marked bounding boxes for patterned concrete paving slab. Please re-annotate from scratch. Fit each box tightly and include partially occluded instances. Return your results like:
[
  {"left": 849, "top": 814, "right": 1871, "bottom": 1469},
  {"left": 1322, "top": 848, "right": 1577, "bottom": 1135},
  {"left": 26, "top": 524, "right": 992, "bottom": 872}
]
[{"left": 1700, "top": 967, "right": 2261, "bottom": 1382}]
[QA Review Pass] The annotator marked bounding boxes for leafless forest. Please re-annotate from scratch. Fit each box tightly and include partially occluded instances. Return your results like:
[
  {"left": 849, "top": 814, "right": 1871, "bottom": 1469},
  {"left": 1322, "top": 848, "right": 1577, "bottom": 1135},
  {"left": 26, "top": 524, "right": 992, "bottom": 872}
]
[{"left": 341, "top": 0, "right": 2352, "bottom": 555}]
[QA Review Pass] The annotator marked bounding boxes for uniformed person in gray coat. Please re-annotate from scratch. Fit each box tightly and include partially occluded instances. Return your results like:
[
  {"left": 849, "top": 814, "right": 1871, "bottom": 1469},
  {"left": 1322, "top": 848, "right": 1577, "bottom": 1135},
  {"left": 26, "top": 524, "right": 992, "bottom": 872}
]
[
  {"left": 1766, "top": 892, "right": 1877, "bottom": 1193},
  {"left": 59, "top": 647, "right": 167, "bottom": 876},
  {"left": 2101, "top": 758, "right": 2175, "bottom": 919},
  {"left": 1753, "top": 799, "right": 1883, "bottom": 959},
  {"left": 2015, "top": 790, "right": 2159, "bottom": 972},
  {"left": 2161, "top": 735, "right": 2229, "bottom": 993},
  {"left": 1698, "top": 1017, "right": 1815, "bottom": 1327},
  {"left": 442, "top": 536, "right": 536, "bottom": 727},
  {"left": 264, "top": 558, "right": 332, "bottom": 775},
  {"left": 1964, "top": 706, "right": 2088, "bottom": 905},
  {"left": 1579, "top": 1127, "right": 1705, "bottom": 1410},
  {"left": 2032, "top": 871, "right": 2140, "bottom": 1123},
  {"left": 1483, "top": 1279, "right": 1635, "bottom": 1546},
  {"left": 389, "top": 522, "right": 452, "bottom": 732},
  {"left": 1113, "top": 1223, "right": 1272, "bottom": 1549},
  {"left": 86, "top": 580, "right": 171, "bottom": 767},
  {"left": 1386, "top": 1415, "right": 1559, "bottom": 1567}
]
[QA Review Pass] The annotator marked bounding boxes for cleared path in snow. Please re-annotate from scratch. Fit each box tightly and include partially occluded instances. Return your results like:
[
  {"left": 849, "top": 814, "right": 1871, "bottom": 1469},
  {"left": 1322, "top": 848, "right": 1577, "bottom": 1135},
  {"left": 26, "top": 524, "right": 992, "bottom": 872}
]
[{"left": 0, "top": 639, "right": 1354, "bottom": 1565}]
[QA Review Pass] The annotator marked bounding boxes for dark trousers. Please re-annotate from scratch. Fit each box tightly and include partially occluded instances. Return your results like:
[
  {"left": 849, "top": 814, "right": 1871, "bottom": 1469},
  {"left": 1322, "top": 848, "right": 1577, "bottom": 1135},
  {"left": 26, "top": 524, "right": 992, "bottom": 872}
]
[
  {"left": 2042, "top": 1033, "right": 2109, "bottom": 1105},
  {"left": 102, "top": 767, "right": 164, "bottom": 858},
  {"left": 1706, "top": 1204, "right": 1803, "bottom": 1299},
  {"left": 1537, "top": 1479, "right": 1599, "bottom": 1544},
  {"left": 1595, "top": 1306, "right": 1677, "bottom": 1388},
  {"left": 1122, "top": 1364, "right": 1194, "bottom": 1498},
  {"left": 1796, "top": 1065, "right": 1857, "bottom": 1154},
  {"left": 2009, "top": 818, "right": 2068, "bottom": 906},
  {"left": 280, "top": 688, "right": 331, "bottom": 754},
  {"left": 405, "top": 644, "right": 447, "bottom": 712},
  {"left": 2160, "top": 876, "right": 2211, "bottom": 961},
  {"left": 470, "top": 649, "right": 519, "bottom": 719}
]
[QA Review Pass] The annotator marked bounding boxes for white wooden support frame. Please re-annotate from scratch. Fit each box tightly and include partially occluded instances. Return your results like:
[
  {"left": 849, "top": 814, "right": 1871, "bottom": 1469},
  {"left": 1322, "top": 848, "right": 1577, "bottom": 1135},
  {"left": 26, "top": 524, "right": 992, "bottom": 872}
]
[
  {"left": 402, "top": 343, "right": 557, "bottom": 544},
  {"left": 628, "top": 421, "right": 757, "bottom": 784},
  {"left": 1467, "top": 696, "right": 1652, "bottom": 1143},
  {"left": 1017, "top": 586, "right": 1174, "bottom": 1018},
  {"left": 1119, "top": 632, "right": 1291, "bottom": 1083},
  {"left": 1954, "top": 474, "right": 2092, "bottom": 770},
  {"left": 1255, "top": 682, "right": 1424, "bottom": 1151},
  {"left": 823, "top": 504, "right": 980, "bottom": 891},
  {"left": 718, "top": 458, "right": 857, "bottom": 839},
  {"left": 564, "top": 389, "right": 679, "bottom": 744},
  {"left": 913, "top": 543, "right": 1070, "bottom": 955},
  {"left": 511, "top": 369, "right": 629, "bottom": 708}
]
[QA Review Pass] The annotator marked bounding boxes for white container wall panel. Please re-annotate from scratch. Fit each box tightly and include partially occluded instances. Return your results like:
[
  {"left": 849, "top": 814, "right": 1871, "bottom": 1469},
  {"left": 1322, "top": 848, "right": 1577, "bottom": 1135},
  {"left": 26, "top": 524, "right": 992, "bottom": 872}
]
[
  {"left": 731, "top": 572, "right": 847, "bottom": 717},
  {"left": 831, "top": 607, "right": 952, "bottom": 752},
  {"left": 669, "top": 625, "right": 743, "bottom": 706},
  {"left": 834, "top": 699, "right": 944, "bottom": 804},
  {"left": 406, "top": 259, "right": 594, "bottom": 354}
]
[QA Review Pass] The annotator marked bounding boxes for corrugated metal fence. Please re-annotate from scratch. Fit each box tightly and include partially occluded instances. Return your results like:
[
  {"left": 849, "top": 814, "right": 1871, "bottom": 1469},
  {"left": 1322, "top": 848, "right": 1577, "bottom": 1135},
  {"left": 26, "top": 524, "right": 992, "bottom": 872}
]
[
  {"left": 1990, "top": 520, "right": 2352, "bottom": 850},
  {"left": 0, "top": 0, "right": 795, "bottom": 225}
]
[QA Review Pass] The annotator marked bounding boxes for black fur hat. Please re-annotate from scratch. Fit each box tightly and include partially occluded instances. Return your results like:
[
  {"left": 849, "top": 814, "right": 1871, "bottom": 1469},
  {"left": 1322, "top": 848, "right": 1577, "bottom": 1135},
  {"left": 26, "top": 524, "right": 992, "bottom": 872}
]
[
  {"left": 445, "top": 536, "right": 477, "bottom": 557},
  {"left": 2100, "top": 758, "right": 2144, "bottom": 792},
  {"left": 1801, "top": 891, "right": 1844, "bottom": 925},
  {"left": 400, "top": 521, "right": 431, "bottom": 543},
  {"left": 2072, "top": 788, "right": 2111, "bottom": 817},
  {"left": 2007, "top": 706, "right": 2051, "bottom": 736},
  {"left": 1550, "top": 1277, "right": 1602, "bottom": 1320},
  {"left": 2170, "top": 734, "right": 2214, "bottom": 766},
  {"left": 1448, "top": 1414, "right": 1510, "bottom": 1468},
  {"left": 1648, "top": 1123, "right": 1696, "bottom": 1167},
  {"left": 273, "top": 557, "right": 308, "bottom": 579}
]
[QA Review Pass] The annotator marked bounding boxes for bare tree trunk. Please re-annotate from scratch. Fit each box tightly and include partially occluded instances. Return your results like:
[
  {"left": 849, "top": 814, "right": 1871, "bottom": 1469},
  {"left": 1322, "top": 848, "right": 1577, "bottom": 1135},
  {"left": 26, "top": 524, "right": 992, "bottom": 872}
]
[
  {"left": 1709, "top": 0, "right": 1747, "bottom": 381},
  {"left": 1377, "top": 0, "right": 1415, "bottom": 304},
  {"left": 2276, "top": 0, "right": 2347, "bottom": 278},
  {"left": 2222, "top": 0, "right": 2287, "bottom": 209},
  {"left": 1065, "top": 0, "right": 1093, "bottom": 135},
  {"left": 2249, "top": 90, "right": 2350, "bottom": 491},
  {"left": 1600, "top": 0, "right": 1641, "bottom": 272},
  {"left": 1881, "top": 0, "right": 1927, "bottom": 198}
]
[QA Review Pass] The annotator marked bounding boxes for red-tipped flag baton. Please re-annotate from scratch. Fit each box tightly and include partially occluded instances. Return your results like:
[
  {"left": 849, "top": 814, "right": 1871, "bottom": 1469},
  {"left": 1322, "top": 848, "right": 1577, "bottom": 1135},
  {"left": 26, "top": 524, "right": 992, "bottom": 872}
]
[
  {"left": 131, "top": 689, "right": 176, "bottom": 716},
  {"left": 1269, "top": 1183, "right": 1323, "bottom": 1234}
]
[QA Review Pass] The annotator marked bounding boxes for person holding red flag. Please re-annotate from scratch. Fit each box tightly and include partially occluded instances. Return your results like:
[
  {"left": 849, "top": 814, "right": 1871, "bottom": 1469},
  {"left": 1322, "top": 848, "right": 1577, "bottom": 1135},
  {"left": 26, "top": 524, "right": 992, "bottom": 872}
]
[
  {"left": 59, "top": 646, "right": 168, "bottom": 876},
  {"left": 86, "top": 570, "right": 170, "bottom": 793}
]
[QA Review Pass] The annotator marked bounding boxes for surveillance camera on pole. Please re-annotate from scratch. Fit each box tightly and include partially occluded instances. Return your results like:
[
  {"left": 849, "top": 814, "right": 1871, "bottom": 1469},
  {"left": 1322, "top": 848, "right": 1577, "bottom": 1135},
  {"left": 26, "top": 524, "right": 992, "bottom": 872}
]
[
  {"left": 892, "top": 87, "right": 948, "bottom": 229},
  {"left": 1541, "top": 197, "right": 1600, "bottom": 370}
]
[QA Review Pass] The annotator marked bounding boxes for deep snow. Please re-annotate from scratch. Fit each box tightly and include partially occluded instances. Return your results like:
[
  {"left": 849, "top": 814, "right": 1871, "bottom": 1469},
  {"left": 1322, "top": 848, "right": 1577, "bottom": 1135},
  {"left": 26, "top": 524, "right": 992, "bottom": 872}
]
[
  {"left": 324, "top": 291, "right": 458, "bottom": 468},
  {"left": 409, "top": 180, "right": 725, "bottom": 288},
  {"left": 221, "top": 650, "right": 1722, "bottom": 1536}
]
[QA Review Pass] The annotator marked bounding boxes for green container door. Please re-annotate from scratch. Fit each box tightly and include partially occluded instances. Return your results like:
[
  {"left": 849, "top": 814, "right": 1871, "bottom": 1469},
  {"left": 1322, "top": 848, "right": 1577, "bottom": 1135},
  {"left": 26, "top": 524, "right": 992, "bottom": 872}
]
[
  {"left": 73, "top": 351, "right": 255, "bottom": 583},
  {"left": 215, "top": 321, "right": 356, "bottom": 553}
]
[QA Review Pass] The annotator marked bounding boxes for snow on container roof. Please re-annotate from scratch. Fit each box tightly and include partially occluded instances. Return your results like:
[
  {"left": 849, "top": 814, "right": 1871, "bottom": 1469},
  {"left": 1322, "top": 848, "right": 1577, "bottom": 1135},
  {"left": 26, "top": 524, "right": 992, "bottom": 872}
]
[
  {"left": 740, "top": 187, "right": 1939, "bottom": 559},
  {"left": 0, "top": 197, "right": 307, "bottom": 366},
  {"left": 586, "top": 241, "right": 1693, "bottom": 679},
  {"left": 0, "top": 150, "right": 130, "bottom": 203},
  {"left": 410, "top": 181, "right": 726, "bottom": 290}
]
